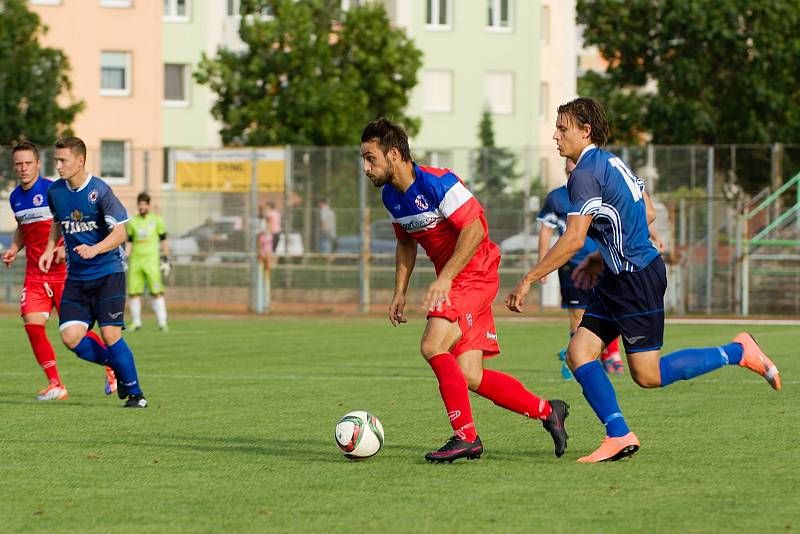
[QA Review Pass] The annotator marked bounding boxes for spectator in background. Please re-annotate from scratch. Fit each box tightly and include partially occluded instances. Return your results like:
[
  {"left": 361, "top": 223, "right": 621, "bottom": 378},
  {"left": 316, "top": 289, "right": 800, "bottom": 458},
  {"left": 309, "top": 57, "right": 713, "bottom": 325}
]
[
  {"left": 266, "top": 202, "right": 282, "bottom": 252},
  {"left": 318, "top": 198, "right": 336, "bottom": 253}
]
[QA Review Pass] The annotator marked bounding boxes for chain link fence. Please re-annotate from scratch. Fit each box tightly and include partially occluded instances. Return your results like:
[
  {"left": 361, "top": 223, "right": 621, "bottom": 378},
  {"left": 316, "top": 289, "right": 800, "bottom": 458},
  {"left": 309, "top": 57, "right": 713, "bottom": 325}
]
[{"left": 1, "top": 143, "right": 798, "bottom": 315}]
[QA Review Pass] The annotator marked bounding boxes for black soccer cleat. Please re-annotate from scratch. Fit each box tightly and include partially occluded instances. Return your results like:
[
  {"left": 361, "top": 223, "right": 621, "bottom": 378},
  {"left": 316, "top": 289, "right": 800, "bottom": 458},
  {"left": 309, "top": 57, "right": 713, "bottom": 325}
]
[
  {"left": 542, "top": 399, "right": 570, "bottom": 457},
  {"left": 122, "top": 394, "right": 148, "bottom": 408},
  {"left": 425, "top": 434, "right": 483, "bottom": 463}
]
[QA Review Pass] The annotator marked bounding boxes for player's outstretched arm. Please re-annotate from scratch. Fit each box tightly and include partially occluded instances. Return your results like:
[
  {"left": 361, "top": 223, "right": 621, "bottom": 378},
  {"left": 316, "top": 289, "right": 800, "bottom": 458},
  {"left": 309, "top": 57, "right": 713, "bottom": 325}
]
[
  {"left": 505, "top": 214, "right": 592, "bottom": 313},
  {"left": 643, "top": 190, "right": 657, "bottom": 225},
  {"left": 2, "top": 227, "right": 23, "bottom": 268},
  {"left": 39, "top": 222, "right": 62, "bottom": 273},
  {"left": 537, "top": 224, "right": 554, "bottom": 283},
  {"left": 390, "top": 236, "right": 417, "bottom": 326}
]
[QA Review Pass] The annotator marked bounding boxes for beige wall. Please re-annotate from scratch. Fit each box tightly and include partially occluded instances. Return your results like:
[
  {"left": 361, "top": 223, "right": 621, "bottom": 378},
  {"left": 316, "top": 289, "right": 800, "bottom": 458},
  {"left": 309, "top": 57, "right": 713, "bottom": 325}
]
[{"left": 29, "top": 0, "right": 162, "bottom": 207}]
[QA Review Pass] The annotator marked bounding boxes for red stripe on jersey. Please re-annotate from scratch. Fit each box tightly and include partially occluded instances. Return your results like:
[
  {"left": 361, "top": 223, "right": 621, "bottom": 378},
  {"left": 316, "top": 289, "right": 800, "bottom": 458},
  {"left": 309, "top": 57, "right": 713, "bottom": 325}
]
[
  {"left": 416, "top": 165, "right": 451, "bottom": 177},
  {"left": 447, "top": 196, "right": 483, "bottom": 230}
]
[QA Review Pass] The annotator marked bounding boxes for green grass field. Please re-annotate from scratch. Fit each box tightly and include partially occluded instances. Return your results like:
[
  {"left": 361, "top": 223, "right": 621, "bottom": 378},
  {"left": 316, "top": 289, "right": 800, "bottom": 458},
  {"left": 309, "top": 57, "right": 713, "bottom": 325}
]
[{"left": 0, "top": 315, "right": 797, "bottom": 533}]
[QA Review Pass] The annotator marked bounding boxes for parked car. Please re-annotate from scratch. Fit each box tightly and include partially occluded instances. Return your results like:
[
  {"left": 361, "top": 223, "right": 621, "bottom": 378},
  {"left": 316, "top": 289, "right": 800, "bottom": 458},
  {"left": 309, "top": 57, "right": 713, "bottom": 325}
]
[{"left": 499, "top": 230, "right": 538, "bottom": 255}]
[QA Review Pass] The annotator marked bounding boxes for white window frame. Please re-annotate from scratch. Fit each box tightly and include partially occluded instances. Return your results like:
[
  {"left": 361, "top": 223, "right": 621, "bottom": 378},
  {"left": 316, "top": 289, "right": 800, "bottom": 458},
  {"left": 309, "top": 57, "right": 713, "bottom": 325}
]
[
  {"left": 422, "top": 70, "right": 453, "bottom": 113},
  {"left": 539, "top": 81, "right": 549, "bottom": 121},
  {"left": 485, "top": 71, "right": 514, "bottom": 115},
  {"left": 100, "top": 140, "right": 132, "bottom": 184},
  {"left": 100, "top": 51, "right": 132, "bottom": 97},
  {"left": 487, "top": 0, "right": 512, "bottom": 33},
  {"left": 30, "top": 0, "right": 61, "bottom": 5},
  {"left": 541, "top": 5, "right": 550, "bottom": 44},
  {"left": 101, "top": 0, "right": 133, "bottom": 7},
  {"left": 163, "top": 63, "right": 191, "bottom": 107},
  {"left": 163, "top": 0, "right": 190, "bottom": 22},
  {"left": 425, "top": 0, "right": 452, "bottom": 31}
]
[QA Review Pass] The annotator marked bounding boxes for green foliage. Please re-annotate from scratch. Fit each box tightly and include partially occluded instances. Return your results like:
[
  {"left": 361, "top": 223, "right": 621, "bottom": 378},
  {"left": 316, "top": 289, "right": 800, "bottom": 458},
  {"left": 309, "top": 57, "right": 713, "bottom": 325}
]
[
  {"left": 577, "top": 0, "right": 800, "bottom": 144},
  {"left": 0, "top": 0, "right": 83, "bottom": 145},
  {"left": 195, "top": 0, "right": 422, "bottom": 146}
]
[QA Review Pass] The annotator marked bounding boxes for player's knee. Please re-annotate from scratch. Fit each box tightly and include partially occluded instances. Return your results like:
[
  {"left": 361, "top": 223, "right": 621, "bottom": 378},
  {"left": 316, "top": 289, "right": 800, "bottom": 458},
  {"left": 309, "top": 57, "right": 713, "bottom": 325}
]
[
  {"left": 420, "top": 340, "right": 444, "bottom": 359},
  {"left": 631, "top": 370, "right": 661, "bottom": 388},
  {"left": 60, "top": 330, "right": 83, "bottom": 349}
]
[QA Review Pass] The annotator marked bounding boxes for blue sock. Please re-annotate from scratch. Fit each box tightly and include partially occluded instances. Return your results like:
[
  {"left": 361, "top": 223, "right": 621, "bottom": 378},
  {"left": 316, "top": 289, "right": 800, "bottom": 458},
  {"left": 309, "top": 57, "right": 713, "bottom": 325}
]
[
  {"left": 659, "top": 342, "right": 744, "bottom": 387},
  {"left": 107, "top": 338, "right": 143, "bottom": 395},
  {"left": 72, "top": 337, "right": 112, "bottom": 366},
  {"left": 573, "top": 360, "right": 630, "bottom": 437}
]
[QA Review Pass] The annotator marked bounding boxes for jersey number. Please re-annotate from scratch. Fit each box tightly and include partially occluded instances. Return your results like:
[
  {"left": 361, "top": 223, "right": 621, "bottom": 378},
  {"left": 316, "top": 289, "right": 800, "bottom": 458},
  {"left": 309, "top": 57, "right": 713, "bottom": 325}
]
[{"left": 609, "top": 157, "right": 643, "bottom": 202}]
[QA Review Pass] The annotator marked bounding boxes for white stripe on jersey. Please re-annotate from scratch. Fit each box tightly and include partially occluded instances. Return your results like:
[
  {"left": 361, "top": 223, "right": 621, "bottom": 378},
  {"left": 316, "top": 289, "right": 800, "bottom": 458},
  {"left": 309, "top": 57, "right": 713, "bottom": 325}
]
[
  {"left": 392, "top": 210, "right": 443, "bottom": 234},
  {"left": 439, "top": 181, "right": 474, "bottom": 218},
  {"left": 572, "top": 197, "right": 602, "bottom": 217},
  {"left": 595, "top": 204, "right": 625, "bottom": 273},
  {"left": 14, "top": 206, "right": 53, "bottom": 225},
  {"left": 536, "top": 214, "right": 559, "bottom": 229},
  {"left": 105, "top": 215, "right": 129, "bottom": 228}
]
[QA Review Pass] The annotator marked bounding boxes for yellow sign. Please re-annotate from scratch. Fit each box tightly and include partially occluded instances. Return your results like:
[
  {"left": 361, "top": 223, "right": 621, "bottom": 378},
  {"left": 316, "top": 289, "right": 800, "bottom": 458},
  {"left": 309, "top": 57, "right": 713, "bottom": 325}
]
[{"left": 175, "top": 148, "right": 285, "bottom": 192}]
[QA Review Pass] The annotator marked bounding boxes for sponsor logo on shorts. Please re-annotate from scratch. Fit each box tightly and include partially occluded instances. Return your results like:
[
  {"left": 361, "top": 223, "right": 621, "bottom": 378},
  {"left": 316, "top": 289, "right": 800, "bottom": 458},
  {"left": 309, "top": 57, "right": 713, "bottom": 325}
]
[
  {"left": 465, "top": 313, "right": 473, "bottom": 327},
  {"left": 486, "top": 331, "right": 497, "bottom": 340},
  {"left": 108, "top": 311, "right": 124, "bottom": 319},
  {"left": 624, "top": 335, "right": 646, "bottom": 344}
]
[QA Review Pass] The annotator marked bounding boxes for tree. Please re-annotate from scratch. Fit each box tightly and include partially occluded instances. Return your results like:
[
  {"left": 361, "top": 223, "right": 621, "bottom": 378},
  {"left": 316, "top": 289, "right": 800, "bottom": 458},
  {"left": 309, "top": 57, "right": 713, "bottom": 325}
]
[
  {"left": 577, "top": 0, "right": 800, "bottom": 144},
  {"left": 195, "top": 0, "right": 422, "bottom": 146},
  {"left": 0, "top": 0, "right": 83, "bottom": 145},
  {"left": 473, "top": 109, "right": 519, "bottom": 196}
]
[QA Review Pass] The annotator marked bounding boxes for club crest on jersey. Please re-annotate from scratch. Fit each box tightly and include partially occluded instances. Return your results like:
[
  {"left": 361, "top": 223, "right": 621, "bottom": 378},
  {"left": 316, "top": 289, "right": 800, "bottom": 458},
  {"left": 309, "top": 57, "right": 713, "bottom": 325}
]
[
  {"left": 32, "top": 194, "right": 44, "bottom": 207},
  {"left": 414, "top": 195, "right": 429, "bottom": 210},
  {"left": 88, "top": 189, "right": 99, "bottom": 203},
  {"left": 71, "top": 210, "right": 83, "bottom": 221}
]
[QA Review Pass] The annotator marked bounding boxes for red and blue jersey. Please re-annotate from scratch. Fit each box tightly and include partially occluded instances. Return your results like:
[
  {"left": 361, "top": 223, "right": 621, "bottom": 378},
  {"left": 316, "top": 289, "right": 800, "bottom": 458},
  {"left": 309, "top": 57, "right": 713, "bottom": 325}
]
[
  {"left": 381, "top": 164, "right": 500, "bottom": 276},
  {"left": 9, "top": 176, "right": 66, "bottom": 282},
  {"left": 47, "top": 175, "right": 129, "bottom": 281}
]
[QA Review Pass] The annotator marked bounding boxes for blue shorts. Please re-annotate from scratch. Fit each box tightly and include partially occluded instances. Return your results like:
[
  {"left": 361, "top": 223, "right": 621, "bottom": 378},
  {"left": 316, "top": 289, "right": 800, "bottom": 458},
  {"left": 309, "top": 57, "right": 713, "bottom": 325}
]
[
  {"left": 579, "top": 257, "right": 667, "bottom": 353},
  {"left": 558, "top": 263, "right": 591, "bottom": 309},
  {"left": 60, "top": 272, "right": 127, "bottom": 329}
]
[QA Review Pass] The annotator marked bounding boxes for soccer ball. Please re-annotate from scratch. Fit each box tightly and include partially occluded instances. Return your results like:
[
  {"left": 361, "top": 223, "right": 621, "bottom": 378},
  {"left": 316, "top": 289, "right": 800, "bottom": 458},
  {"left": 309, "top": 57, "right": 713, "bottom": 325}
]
[{"left": 334, "top": 410, "right": 384, "bottom": 460}]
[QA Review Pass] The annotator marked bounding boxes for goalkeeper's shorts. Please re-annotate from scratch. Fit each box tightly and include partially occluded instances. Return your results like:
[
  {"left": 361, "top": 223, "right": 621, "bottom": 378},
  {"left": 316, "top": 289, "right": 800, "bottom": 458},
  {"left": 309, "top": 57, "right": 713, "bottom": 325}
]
[{"left": 128, "top": 261, "right": 165, "bottom": 295}]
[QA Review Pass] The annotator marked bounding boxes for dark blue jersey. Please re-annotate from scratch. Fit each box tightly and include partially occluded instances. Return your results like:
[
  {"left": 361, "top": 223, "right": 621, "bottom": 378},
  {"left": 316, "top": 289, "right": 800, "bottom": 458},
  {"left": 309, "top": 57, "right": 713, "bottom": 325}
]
[
  {"left": 47, "top": 175, "right": 128, "bottom": 280},
  {"left": 537, "top": 185, "right": 598, "bottom": 266},
  {"left": 568, "top": 146, "right": 658, "bottom": 274}
]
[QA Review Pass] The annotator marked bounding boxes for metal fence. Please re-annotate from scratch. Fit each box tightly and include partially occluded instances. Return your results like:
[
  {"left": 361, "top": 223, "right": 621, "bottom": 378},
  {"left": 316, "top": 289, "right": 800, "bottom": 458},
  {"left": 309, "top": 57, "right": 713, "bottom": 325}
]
[{"left": 1, "top": 143, "right": 799, "bottom": 315}]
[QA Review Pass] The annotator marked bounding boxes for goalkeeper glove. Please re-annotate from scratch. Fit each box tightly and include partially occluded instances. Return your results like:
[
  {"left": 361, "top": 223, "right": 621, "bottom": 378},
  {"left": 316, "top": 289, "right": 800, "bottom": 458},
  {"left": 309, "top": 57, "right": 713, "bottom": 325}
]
[{"left": 160, "top": 255, "right": 172, "bottom": 277}]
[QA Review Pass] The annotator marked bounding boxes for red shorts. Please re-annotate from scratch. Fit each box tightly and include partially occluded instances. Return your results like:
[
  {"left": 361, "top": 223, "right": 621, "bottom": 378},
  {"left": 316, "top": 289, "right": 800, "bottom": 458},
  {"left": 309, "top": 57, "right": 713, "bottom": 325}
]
[
  {"left": 20, "top": 280, "right": 64, "bottom": 316},
  {"left": 427, "top": 271, "right": 500, "bottom": 358}
]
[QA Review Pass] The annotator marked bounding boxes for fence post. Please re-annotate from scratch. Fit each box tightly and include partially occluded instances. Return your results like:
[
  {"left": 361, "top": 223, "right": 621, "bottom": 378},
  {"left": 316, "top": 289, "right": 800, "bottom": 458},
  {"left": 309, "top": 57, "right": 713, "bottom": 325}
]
[
  {"left": 705, "top": 146, "right": 714, "bottom": 314},
  {"left": 250, "top": 148, "right": 266, "bottom": 313},
  {"left": 283, "top": 145, "right": 293, "bottom": 289},
  {"left": 741, "top": 210, "right": 749, "bottom": 316},
  {"left": 143, "top": 149, "right": 150, "bottom": 193},
  {"left": 358, "top": 166, "right": 370, "bottom": 314}
]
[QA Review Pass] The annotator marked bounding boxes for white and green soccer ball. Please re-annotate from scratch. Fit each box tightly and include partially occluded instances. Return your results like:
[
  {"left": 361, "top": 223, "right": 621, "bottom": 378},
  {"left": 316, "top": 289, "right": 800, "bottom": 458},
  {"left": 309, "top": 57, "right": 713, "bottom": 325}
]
[{"left": 334, "top": 411, "right": 384, "bottom": 460}]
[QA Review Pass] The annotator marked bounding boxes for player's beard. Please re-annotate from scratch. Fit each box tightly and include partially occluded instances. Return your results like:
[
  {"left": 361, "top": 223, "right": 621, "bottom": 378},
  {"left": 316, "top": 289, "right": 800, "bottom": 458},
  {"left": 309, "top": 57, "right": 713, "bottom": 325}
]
[{"left": 369, "top": 165, "right": 394, "bottom": 188}]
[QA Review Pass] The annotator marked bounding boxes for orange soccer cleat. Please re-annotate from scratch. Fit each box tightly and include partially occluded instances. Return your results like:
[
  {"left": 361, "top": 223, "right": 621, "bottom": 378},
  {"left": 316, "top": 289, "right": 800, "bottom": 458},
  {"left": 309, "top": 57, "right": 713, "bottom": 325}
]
[
  {"left": 733, "top": 333, "right": 781, "bottom": 391},
  {"left": 104, "top": 366, "right": 118, "bottom": 395},
  {"left": 577, "top": 432, "right": 640, "bottom": 463},
  {"left": 36, "top": 383, "right": 69, "bottom": 401}
]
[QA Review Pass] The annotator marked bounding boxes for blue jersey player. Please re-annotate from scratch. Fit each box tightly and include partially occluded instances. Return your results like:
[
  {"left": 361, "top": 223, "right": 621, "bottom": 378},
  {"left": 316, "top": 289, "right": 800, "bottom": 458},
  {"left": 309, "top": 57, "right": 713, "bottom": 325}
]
[
  {"left": 39, "top": 137, "right": 147, "bottom": 408},
  {"left": 506, "top": 98, "right": 780, "bottom": 462}
]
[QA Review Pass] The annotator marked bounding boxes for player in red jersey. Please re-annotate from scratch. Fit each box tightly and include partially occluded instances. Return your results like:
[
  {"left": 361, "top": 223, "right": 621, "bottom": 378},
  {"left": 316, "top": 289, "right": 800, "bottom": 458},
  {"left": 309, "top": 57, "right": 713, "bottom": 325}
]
[
  {"left": 3, "top": 141, "right": 116, "bottom": 400},
  {"left": 361, "top": 118, "right": 569, "bottom": 463}
]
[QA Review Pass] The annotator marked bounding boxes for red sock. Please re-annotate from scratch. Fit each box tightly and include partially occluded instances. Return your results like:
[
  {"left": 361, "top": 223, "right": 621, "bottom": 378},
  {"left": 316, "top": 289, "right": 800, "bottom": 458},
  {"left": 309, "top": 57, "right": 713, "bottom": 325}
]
[
  {"left": 601, "top": 337, "right": 621, "bottom": 361},
  {"left": 85, "top": 329, "right": 106, "bottom": 347},
  {"left": 476, "top": 369, "right": 551, "bottom": 420},
  {"left": 24, "top": 324, "right": 61, "bottom": 385},
  {"left": 427, "top": 353, "right": 477, "bottom": 441}
]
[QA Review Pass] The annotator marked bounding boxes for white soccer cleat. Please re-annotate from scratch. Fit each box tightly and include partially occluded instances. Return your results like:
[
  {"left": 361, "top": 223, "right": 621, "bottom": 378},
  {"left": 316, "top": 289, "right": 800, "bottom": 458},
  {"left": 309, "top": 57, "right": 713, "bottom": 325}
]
[{"left": 36, "top": 384, "right": 69, "bottom": 401}]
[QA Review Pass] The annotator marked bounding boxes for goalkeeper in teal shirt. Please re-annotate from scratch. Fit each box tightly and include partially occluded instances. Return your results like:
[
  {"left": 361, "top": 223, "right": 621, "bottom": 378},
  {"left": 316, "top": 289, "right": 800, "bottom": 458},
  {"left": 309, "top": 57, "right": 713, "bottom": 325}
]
[{"left": 125, "top": 192, "right": 170, "bottom": 332}]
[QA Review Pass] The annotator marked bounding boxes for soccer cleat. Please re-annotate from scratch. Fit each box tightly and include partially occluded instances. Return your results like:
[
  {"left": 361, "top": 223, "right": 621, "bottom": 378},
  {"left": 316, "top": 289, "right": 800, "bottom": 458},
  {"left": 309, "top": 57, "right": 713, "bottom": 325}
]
[
  {"left": 542, "top": 400, "right": 570, "bottom": 457},
  {"left": 558, "top": 348, "right": 573, "bottom": 380},
  {"left": 158, "top": 324, "right": 169, "bottom": 332},
  {"left": 425, "top": 434, "right": 483, "bottom": 463},
  {"left": 602, "top": 353, "right": 625, "bottom": 375},
  {"left": 36, "top": 383, "right": 68, "bottom": 401},
  {"left": 122, "top": 394, "right": 148, "bottom": 408},
  {"left": 104, "top": 366, "right": 118, "bottom": 395},
  {"left": 129, "top": 324, "right": 142, "bottom": 332},
  {"left": 577, "top": 432, "right": 640, "bottom": 463},
  {"left": 734, "top": 332, "right": 781, "bottom": 390}
]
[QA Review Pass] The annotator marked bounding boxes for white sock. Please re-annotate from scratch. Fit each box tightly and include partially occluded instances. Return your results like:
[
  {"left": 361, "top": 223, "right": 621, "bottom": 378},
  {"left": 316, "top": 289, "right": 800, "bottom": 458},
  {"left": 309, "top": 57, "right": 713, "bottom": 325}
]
[
  {"left": 129, "top": 296, "right": 142, "bottom": 326},
  {"left": 152, "top": 296, "right": 168, "bottom": 327}
]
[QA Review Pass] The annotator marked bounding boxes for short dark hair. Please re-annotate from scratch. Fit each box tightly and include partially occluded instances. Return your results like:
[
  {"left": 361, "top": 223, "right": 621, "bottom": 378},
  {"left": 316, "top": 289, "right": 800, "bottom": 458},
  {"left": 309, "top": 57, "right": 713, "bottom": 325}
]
[
  {"left": 137, "top": 192, "right": 151, "bottom": 204},
  {"left": 11, "top": 140, "right": 40, "bottom": 161},
  {"left": 557, "top": 97, "right": 610, "bottom": 146},
  {"left": 360, "top": 118, "right": 412, "bottom": 162},
  {"left": 54, "top": 136, "right": 87, "bottom": 159}
]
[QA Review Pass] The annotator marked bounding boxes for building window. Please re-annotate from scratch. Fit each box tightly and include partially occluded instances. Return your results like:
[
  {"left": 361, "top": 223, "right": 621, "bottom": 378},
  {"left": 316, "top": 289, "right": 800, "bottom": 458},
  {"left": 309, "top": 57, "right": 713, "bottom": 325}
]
[
  {"left": 31, "top": 0, "right": 61, "bottom": 4},
  {"left": 539, "top": 81, "right": 549, "bottom": 120},
  {"left": 541, "top": 5, "right": 550, "bottom": 44},
  {"left": 101, "top": 140, "right": 130, "bottom": 180},
  {"left": 485, "top": 71, "right": 513, "bottom": 114},
  {"left": 100, "top": 51, "right": 131, "bottom": 96},
  {"left": 418, "top": 150, "right": 452, "bottom": 169},
  {"left": 226, "top": 0, "right": 238, "bottom": 16},
  {"left": 423, "top": 70, "right": 452, "bottom": 113},
  {"left": 487, "top": 0, "right": 511, "bottom": 31},
  {"left": 425, "top": 0, "right": 451, "bottom": 30},
  {"left": 164, "top": 63, "right": 189, "bottom": 105},
  {"left": 101, "top": 0, "right": 132, "bottom": 7},
  {"left": 163, "top": 0, "right": 189, "bottom": 21}
]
